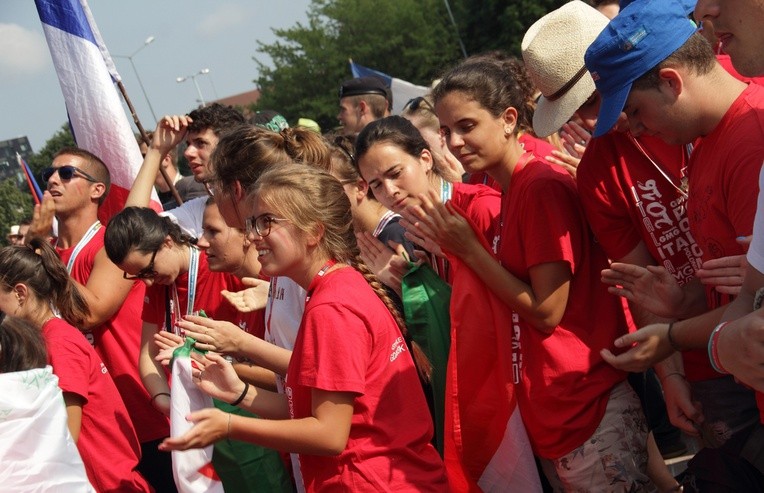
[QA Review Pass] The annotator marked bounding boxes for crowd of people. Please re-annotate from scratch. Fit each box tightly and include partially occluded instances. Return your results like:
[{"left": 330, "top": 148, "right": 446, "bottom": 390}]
[{"left": 3, "top": 0, "right": 764, "bottom": 491}]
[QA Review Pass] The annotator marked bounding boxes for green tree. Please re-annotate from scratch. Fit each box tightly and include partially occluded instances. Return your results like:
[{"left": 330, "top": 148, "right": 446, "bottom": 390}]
[
  {"left": 254, "top": 0, "right": 463, "bottom": 131},
  {"left": 27, "top": 123, "right": 75, "bottom": 179},
  {"left": 451, "top": 0, "right": 569, "bottom": 56},
  {"left": 0, "top": 178, "right": 33, "bottom": 246}
]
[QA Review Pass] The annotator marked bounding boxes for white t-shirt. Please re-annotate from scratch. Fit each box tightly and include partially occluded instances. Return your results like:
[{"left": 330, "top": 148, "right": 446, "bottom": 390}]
[
  {"left": 160, "top": 195, "right": 207, "bottom": 238},
  {"left": 263, "top": 275, "right": 306, "bottom": 492},
  {"left": 747, "top": 165, "right": 764, "bottom": 273}
]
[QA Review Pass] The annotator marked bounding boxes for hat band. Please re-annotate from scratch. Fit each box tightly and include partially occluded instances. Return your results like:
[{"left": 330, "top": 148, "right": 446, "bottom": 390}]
[{"left": 546, "top": 66, "right": 589, "bottom": 102}]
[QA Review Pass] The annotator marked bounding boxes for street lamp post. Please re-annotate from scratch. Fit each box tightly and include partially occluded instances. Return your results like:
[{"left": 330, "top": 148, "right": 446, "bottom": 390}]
[
  {"left": 176, "top": 69, "right": 211, "bottom": 107},
  {"left": 114, "top": 36, "right": 158, "bottom": 123}
]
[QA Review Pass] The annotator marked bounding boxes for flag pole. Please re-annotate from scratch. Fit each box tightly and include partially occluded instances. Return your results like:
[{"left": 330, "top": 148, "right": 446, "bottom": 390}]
[{"left": 116, "top": 80, "right": 184, "bottom": 206}]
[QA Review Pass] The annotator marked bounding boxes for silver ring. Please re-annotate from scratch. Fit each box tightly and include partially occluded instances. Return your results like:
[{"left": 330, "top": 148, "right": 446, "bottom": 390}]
[{"left": 579, "top": 139, "right": 586, "bottom": 145}]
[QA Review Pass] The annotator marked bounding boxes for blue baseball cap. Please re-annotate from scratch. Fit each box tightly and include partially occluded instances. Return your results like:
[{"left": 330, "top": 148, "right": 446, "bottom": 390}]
[{"left": 585, "top": 0, "right": 698, "bottom": 137}]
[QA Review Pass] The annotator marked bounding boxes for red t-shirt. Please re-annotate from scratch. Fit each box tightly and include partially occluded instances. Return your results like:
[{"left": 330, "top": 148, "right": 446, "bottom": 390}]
[
  {"left": 43, "top": 318, "right": 151, "bottom": 492},
  {"left": 688, "top": 83, "right": 764, "bottom": 408},
  {"left": 451, "top": 181, "right": 500, "bottom": 242},
  {"left": 285, "top": 267, "right": 447, "bottom": 492},
  {"left": 58, "top": 228, "right": 169, "bottom": 443},
  {"left": 430, "top": 181, "right": 500, "bottom": 285},
  {"left": 688, "top": 83, "right": 764, "bottom": 310},
  {"left": 467, "top": 133, "right": 557, "bottom": 191},
  {"left": 142, "top": 249, "right": 242, "bottom": 328},
  {"left": 494, "top": 158, "right": 628, "bottom": 458},
  {"left": 578, "top": 132, "right": 700, "bottom": 283},
  {"left": 577, "top": 131, "right": 717, "bottom": 381}
]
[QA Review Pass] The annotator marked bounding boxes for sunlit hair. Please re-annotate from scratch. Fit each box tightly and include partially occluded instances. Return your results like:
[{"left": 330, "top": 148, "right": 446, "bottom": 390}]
[
  {"left": 343, "top": 94, "right": 389, "bottom": 119},
  {"left": 632, "top": 33, "right": 716, "bottom": 91},
  {"left": 251, "top": 164, "right": 406, "bottom": 324},
  {"left": 139, "top": 131, "right": 178, "bottom": 166},
  {"left": 53, "top": 146, "right": 111, "bottom": 204},
  {"left": 251, "top": 163, "right": 432, "bottom": 379},
  {"left": 104, "top": 207, "right": 195, "bottom": 265},
  {"left": 0, "top": 316, "right": 48, "bottom": 373},
  {"left": 400, "top": 94, "right": 440, "bottom": 136},
  {"left": 187, "top": 103, "right": 246, "bottom": 136},
  {"left": 432, "top": 58, "right": 531, "bottom": 136},
  {"left": 327, "top": 134, "right": 363, "bottom": 184},
  {"left": 354, "top": 115, "right": 461, "bottom": 182},
  {"left": 210, "top": 124, "right": 332, "bottom": 193},
  {"left": 0, "top": 237, "right": 90, "bottom": 327}
]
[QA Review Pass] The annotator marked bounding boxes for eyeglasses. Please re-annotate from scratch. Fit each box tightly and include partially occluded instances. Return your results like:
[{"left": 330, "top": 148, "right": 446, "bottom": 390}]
[
  {"left": 404, "top": 96, "right": 435, "bottom": 114},
  {"left": 245, "top": 214, "right": 290, "bottom": 238},
  {"left": 41, "top": 165, "right": 98, "bottom": 183},
  {"left": 122, "top": 248, "right": 159, "bottom": 280}
]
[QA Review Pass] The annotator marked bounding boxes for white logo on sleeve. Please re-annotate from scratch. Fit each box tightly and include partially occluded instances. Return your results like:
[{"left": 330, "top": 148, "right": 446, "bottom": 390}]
[{"left": 389, "top": 336, "right": 407, "bottom": 362}]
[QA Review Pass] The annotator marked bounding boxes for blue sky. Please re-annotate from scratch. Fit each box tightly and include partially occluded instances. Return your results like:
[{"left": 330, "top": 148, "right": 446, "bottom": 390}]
[{"left": 1, "top": 0, "right": 312, "bottom": 151}]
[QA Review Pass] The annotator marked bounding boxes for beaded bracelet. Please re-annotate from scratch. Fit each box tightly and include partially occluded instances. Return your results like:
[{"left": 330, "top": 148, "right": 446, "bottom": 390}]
[
  {"left": 708, "top": 322, "right": 730, "bottom": 374},
  {"left": 230, "top": 382, "right": 250, "bottom": 406}
]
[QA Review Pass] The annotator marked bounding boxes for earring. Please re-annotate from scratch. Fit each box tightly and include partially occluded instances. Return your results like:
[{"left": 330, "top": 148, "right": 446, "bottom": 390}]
[{"left": 504, "top": 127, "right": 512, "bottom": 136}]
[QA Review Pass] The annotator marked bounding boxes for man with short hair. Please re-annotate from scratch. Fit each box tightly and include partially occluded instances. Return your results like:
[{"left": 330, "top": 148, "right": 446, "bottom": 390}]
[
  {"left": 337, "top": 76, "right": 392, "bottom": 136},
  {"left": 127, "top": 103, "right": 246, "bottom": 237},
  {"left": 43, "top": 146, "right": 171, "bottom": 491},
  {"left": 584, "top": 0, "right": 764, "bottom": 485},
  {"left": 138, "top": 132, "right": 207, "bottom": 211}
]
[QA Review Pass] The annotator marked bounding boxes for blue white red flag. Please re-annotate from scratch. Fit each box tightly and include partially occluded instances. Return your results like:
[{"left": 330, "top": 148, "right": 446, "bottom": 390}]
[
  {"left": 349, "top": 61, "right": 429, "bottom": 114},
  {"left": 34, "top": 0, "right": 161, "bottom": 222}
]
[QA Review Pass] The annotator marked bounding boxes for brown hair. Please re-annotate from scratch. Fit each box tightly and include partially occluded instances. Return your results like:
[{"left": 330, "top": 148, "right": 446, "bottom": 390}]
[
  {"left": 0, "top": 316, "right": 48, "bottom": 373},
  {"left": 0, "top": 237, "right": 90, "bottom": 327},
  {"left": 211, "top": 125, "right": 332, "bottom": 193},
  {"left": 343, "top": 94, "right": 389, "bottom": 119},
  {"left": 400, "top": 95, "right": 440, "bottom": 136},
  {"left": 53, "top": 147, "right": 111, "bottom": 205},
  {"left": 354, "top": 115, "right": 461, "bottom": 183},
  {"left": 104, "top": 207, "right": 195, "bottom": 265},
  {"left": 632, "top": 33, "right": 716, "bottom": 91},
  {"left": 250, "top": 164, "right": 432, "bottom": 379}
]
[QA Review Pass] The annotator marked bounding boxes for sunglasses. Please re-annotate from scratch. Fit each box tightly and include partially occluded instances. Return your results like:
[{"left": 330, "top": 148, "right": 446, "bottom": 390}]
[
  {"left": 332, "top": 135, "right": 356, "bottom": 165},
  {"left": 245, "top": 214, "right": 290, "bottom": 238},
  {"left": 404, "top": 96, "right": 435, "bottom": 113},
  {"left": 123, "top": 248, "right": 159, "bottom": 280},
  {"left": 41, "top": 165, "right": 98, "bottom": 183}
]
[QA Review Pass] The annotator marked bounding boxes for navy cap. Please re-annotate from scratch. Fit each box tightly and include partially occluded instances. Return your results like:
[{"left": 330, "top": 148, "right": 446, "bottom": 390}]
[
  {"left": 339, "top": 76, "right": 392, "bottom": 108},
  {"left": 585, "top": 0, "right": 698, "bottom": 137}
]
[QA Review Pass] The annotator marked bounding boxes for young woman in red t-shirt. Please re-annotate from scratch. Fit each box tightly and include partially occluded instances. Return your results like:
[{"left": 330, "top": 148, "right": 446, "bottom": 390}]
[
  {"left": 159, "top": 164, "right": 447, "bottom": 492},
  {"left": 407, "top": 58, "right": 650, "bottom": 490},
  {"left": 0, "top": 238, "right": 150, "bottom": 492}
]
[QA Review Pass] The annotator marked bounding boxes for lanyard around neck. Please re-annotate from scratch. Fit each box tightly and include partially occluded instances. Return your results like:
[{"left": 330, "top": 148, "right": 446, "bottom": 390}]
[
  {"left": 170, "top": 246, "right": 201, "bottom": 334},
  {"left": 64, "top": 221, "right": 101, "bottom": 273},
  {"left": 305, "top": 260, "right": 337, "bottom": 304}
]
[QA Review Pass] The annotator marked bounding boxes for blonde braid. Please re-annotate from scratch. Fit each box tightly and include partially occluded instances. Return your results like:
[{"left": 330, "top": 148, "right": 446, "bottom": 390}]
[{"left": 353, "top": 254, "right": 433, "bottom": 381}]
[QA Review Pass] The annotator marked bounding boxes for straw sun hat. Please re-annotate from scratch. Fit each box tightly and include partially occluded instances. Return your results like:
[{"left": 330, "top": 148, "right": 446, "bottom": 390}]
[{"left": 521, "top": 1, "right": 610, "bottom": 137}]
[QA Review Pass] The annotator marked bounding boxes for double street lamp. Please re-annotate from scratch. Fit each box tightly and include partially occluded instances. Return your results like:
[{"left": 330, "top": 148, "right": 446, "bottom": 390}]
[
  {"left": 114, "top": 36, "right": 158, "bottom": 123},
  {"left": 176, "top": 69, "right": 211, "bottom": 107}
]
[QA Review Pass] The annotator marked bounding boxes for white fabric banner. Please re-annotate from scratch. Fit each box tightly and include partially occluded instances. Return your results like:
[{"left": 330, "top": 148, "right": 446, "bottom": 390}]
[
  {"left": 0, "top": 366, "right": 95, "bottom": 492},
  {"left": 170, "top": 355, "right": 224, "bottom": 493}
]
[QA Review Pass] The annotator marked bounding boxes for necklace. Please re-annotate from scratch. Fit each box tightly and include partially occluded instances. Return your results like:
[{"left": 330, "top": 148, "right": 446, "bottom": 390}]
[{"left": 627, "top": 133, "right": 689, "bottom": 199}]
